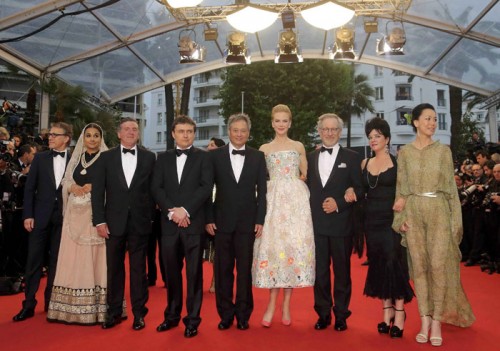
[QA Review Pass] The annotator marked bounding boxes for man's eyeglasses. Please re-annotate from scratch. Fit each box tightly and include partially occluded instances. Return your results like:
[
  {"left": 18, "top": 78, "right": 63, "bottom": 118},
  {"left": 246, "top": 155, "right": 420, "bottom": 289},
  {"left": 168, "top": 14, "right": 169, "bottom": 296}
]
[
  {"left": 48, "top": 133, "right": 66, "bottom": 138},
  {"left": 320, "top": 127, "right": 341, "bottom": 134}
]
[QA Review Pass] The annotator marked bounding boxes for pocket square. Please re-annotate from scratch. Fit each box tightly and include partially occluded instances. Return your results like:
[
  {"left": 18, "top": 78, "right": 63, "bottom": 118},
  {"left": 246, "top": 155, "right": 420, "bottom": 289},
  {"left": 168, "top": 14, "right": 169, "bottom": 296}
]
[{"left": 338, "top": 163, "right": 347, "bottom": 168}]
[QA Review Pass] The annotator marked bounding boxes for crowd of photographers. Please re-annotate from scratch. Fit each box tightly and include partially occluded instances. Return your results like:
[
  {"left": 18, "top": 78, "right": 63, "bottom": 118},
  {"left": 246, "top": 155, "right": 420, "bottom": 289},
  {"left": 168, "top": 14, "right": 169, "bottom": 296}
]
[
  {"left": 0, "top": 125, "right": 48, "bottom": 278},
  {"left": 456, "top": 139, "right": 500, "bottom": 275}
]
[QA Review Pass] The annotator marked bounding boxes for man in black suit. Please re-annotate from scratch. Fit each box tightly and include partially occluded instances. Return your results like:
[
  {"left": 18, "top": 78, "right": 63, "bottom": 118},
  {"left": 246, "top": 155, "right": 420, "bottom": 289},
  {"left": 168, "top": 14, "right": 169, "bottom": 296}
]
[
  {"left": 205, "top": 113, "right": 267, "bottom": 331},
  {"left": 13, "top": 122, "right": 72, "bottom": 321},
  {"left": 307, "top": 113, "right": 363, "bottom": 332},
  {"left": 151, "top": 116, "right": 213, "bottom": 338},
  {"left": 92, "top": 118, "right": 156, "bottom": 331}
]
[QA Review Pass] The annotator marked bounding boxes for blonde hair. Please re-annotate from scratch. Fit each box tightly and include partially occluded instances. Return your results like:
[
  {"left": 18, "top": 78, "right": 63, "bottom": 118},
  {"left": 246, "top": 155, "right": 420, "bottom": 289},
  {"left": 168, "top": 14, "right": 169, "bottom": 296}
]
[{"left": 271, "top": 104, "right": 292, "bottom": 121}]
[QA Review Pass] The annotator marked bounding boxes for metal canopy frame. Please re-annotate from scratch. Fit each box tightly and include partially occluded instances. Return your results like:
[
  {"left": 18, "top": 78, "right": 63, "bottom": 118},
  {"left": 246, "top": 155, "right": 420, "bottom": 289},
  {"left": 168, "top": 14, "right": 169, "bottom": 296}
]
[{"left": 0, "top": 0, "right": 498, "bottom": 103}]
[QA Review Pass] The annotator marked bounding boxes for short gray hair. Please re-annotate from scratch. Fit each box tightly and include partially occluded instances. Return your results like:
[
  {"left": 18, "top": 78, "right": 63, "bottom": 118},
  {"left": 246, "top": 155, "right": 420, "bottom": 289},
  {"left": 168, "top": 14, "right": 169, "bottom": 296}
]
[
  {"left": 227, "top": 113, "right": 251, "bottom": 130},
  {"left": 317, "top": 113, "right": 344, "bottom": 130}
]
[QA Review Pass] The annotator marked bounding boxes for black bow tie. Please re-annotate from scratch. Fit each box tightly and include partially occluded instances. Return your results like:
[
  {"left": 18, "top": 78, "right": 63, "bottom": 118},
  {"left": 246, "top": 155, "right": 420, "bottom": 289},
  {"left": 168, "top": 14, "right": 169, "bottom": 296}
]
[
  {"left": 232, "top": 149, "right": 246, "bottom": 156},
  {"left": 122, "top": 148, "right": 135, "bottom": 155},
  {"left": 52, "top": 150, "right": 65, "bottom": 158},
  {"left": 320, "top": 146, "right": 333, "bottom": 154},
  {"left": 175, "top": 148, "right": 190, "bottom": 157}
]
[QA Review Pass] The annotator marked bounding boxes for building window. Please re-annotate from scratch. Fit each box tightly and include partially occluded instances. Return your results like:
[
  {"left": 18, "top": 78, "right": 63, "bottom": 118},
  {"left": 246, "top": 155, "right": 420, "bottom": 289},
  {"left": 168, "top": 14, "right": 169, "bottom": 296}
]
[
  {"left": 157, "top": 95, "right": 163, "bottom": 106},
  {"left": 437, "top": 90, "right": 446, "bottom": 107},
  {"left": 376, "top": 112, "right": 385, "bottom": 119},
  {"left": 396, "top": 84, "right": 412, "bottom": 100},
  {"left": 164, "top": 131, "right": 167, "bottom": 142},
  {"left": 197, "top": 128, "right": 209, "bottom": 140},
  {"left": 374, "top": 66, "right": 383, "bottom": 77},
  {"left": 157, "top": 112, "right": 162, "bottom": 125},
  {"left": 375, "top": 87, "right": 384, "bottom": 100},
  {"left": 438, "top": 113, "right": 447, "bottom": 130},
  {"left": 156, "top": 132, "right": 162, "bottom": 143},
  {"left": 196, "top": 109, "right": 210, "bottom": 123},
  {"left": 396, "top": 108, "right": 412, "bottom": 125}
]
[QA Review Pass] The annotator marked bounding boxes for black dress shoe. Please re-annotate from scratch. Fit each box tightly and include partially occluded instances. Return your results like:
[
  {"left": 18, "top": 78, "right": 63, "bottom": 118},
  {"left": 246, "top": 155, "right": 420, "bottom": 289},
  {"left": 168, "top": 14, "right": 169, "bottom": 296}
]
[
  {"left": 102, "top": 316, "right": 122, "bottom": 329},
  {"left": 464, "top": 259, "right": 478, "bottom": 267},
  {"left": 314, "top": 318, "right": 332, "bottom": 330},
  {"left": 334, "top": 319, "right": 348, "bottom": 331},
  {"left": 184, "top": 326, "right": 198, "bottom": 338},
  {"left": 132, "top": 317, "right": 146, "bottom": 330},
  {"left": 237, "top": 320, "right": 249, "bottom": 330},
  {"left": 156, "top": 320, "right": 179, "bottom": 332},
  {"left": 218, "top": 320, "right": 233, "bottom": 330},
  {"left": 13, "top": 308, "right": 35, "bottom": 322}
]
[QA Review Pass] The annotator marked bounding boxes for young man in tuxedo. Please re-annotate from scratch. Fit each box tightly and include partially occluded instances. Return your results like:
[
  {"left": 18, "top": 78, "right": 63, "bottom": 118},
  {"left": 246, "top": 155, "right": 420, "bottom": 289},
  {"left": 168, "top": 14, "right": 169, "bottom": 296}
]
[
  {"left": 205, "top": 113, "right": 267, "bottom": 331},
  {"left": 13, "top": 122, "right": 72, "bottom": 321},
  {"left": 92, "top": 118, "right": 156, "bottom": 331},
  {"left": 151, "top": 116, "right": 213, "bottom": 338},
  {"left": 307, "top": 114, "right": 363, "bottom": 332}
]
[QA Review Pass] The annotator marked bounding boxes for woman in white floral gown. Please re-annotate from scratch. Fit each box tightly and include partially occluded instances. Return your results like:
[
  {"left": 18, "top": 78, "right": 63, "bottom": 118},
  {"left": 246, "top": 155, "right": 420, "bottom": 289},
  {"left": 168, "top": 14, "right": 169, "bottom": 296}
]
[{"left": 252, "top": 104, "right": 315, "bottom": 327}]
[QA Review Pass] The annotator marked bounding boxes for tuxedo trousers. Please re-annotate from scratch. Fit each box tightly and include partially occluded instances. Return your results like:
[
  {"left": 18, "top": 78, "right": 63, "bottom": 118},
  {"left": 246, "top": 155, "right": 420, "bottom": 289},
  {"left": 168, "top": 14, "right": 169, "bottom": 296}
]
[
  {"left": 106, "top": 221, "right": 149, "bottom": 319},
  {"left": 23, "top": 204, "right": 62, "bottom": 310},
  {"left": 214, "top": 230, "right": 255, "bottom": 323},
  {"left": 313, "top": 235, "right": 353, "bottom": 321},
  {"left": 161, "top": 229, "right": 204, "bottom": 328}
]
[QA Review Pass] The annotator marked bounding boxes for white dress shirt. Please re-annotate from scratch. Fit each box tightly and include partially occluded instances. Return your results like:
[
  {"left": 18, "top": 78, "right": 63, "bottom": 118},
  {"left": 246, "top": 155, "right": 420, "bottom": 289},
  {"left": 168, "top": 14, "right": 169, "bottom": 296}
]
[
  {"left": 229, "top": 143, "right": 245, "bottom": 183},
  {"left": 53, "top": 149, "right": 68, "bottom": 189},
  {"left": 176, "top": 146, "right": 192, "bottom": 183},
  {"left": 121, "top": 145, "right": 137, "bottom": 187},
  {"left": 318, "top": 143, "right": 340, "bottom": 187}
]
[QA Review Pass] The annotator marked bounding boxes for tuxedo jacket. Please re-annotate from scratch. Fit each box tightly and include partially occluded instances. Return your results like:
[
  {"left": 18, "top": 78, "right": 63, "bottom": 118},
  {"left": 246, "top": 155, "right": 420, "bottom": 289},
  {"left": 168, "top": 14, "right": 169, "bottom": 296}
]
[
  {"left": 91, "top": 146, "right": 156, "bottom": 237},
  {"left": 151, "top": 147, "right": 213, "bottom": 235},
  {"left": 307, "top": 146, "right": 363, "bottom": 237},
  {"left": 22, "top": 150, "right": 70, "bottom": 228},
  {"left": 206, "top": 145, "right": 267, "bottom": 233}
]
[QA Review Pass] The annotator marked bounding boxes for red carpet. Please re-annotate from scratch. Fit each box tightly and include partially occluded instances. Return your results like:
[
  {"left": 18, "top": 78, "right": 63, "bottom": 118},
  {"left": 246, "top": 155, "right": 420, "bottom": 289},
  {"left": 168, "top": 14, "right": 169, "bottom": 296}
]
[{"left": 0, "top": 255, "right": 498, "bottom": 351}]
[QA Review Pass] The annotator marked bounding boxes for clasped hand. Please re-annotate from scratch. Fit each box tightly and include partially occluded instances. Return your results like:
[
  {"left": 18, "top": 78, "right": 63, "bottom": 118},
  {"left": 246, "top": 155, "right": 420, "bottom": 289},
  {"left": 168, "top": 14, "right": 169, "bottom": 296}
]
[
  {"left": 71, "top": 183, "right": 91, "bottom": 197},
  {"left": 169, "top": 207, "right": 191, "bottom": 227}
]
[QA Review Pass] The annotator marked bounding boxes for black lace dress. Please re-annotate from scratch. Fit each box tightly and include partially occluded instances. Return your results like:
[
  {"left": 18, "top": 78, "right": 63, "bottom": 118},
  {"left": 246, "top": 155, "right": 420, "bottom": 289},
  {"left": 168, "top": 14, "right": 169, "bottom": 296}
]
[{"left": 362, "top": 155, "right": 414, "bottom": 302}]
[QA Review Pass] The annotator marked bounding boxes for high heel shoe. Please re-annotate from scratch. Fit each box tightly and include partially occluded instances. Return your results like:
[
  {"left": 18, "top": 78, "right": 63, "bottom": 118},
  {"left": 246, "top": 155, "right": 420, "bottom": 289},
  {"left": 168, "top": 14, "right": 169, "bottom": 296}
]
[
  {"left": 429, "top": 319, "right": 443, "bottom": 346},
  {"left": 415, "top": 315, "right": 431, "bottom": 343},
  {"left": 377, "top": 306, "right": 394, "bottom": 334},
  {"left": 389, "top": 308, "right": 406, "bottom": 338},
  {"left": 261, "top": 319, "right": 272, "bottom": 328}
]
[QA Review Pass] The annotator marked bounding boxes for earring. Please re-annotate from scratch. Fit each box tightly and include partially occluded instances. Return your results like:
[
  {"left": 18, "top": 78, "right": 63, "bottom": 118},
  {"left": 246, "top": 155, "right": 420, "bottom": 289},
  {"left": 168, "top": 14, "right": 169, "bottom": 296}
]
[{"left": 385, "top": 144, "right": 389, "bottom": 154}]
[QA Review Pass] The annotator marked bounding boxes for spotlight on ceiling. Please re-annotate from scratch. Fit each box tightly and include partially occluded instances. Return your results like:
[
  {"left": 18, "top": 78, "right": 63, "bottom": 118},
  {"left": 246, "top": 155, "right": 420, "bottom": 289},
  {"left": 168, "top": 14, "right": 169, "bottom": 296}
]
[
  {"left": 167, "top": 0, "right": 203, "bottom": 8},
  {"left": 281, "top": 8, "right": 296, "bottom": 29},
  {"left": 275, "top": 29, "right": 303, "bottom": 63},
  {"left": 301, "top": 0, "right": 355, "bottom": 31},
  {"left": 178, "top": 29, "right": 205, "bottom": 64},
  {"left": 376, "top": 22, "right": 406, "bottom": 55},
  {"left": 329, "top": 27, "right": 356, "bottom": 60},
  {"left": 225, "top": 32, "right": 251, "bottom": 64},
  {"left": 204, "top": 24, "right": 218, "bottom": 41},
  {"left": 226, "top": 4, "right": 279, "bottom": 33}
]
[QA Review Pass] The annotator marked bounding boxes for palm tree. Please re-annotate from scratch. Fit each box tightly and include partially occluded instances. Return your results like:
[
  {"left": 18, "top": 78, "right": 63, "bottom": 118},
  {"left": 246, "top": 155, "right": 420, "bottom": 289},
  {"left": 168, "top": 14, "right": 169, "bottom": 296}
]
[{"left": 341, "top": 68, "right": 375, "bottom": 147}]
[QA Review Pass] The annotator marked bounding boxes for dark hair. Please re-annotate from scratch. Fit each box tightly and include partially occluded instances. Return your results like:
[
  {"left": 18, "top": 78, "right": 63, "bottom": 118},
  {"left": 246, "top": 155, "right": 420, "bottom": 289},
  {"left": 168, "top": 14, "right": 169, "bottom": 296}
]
[
  {"left": 17, "top": 144, "right": 35, "bottom": 158},
  {"left": 118, "top": 117, "right": 138, "bottom": 131},
  {"left": 411, "top": 103, "right": 435, "bottom": 133},
  {"left": 474, "top": 149, "right": 489, "bottom": 159},
  {"left": 210, "top": 137, "right": 225, "bottom": 147},
  {"left": 172, "top": 115, "right": 196, "bottom": 133},
  {"left": 52, "top": 122, "right": 73, "bottom": 143},
  {"left": 484, "top": 160, "right": 495, "bottom": 170},
  {"left": 365, "top": 117, "right": 391, "bottom": 142},
  {"left": 84, "top": 123, "right": 103, "bottom": 137}
]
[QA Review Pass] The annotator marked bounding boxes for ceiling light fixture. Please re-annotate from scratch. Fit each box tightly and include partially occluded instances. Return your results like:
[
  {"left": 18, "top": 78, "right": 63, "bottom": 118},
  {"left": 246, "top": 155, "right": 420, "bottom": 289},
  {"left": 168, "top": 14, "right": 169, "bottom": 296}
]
[
  {"left": 225, "top": 32, "right": 251, "bottom": 64},
  {"left": 178, "top": 29, "right": 205, "bottom": 64},
  {"left": 301, "top": 0, "right": 355, "bottom": 31},
  {"left": 275, "top": 29, "right": 303, "bottom": 63},
  {"left": 376, "top": 21, "right": 406, "bottom": 55},
  {"left": 329, "top": 27, "right": 356, "bottom": 60},
  {"left": 226, "top": 4, "right": 279, "bottom": 33}
]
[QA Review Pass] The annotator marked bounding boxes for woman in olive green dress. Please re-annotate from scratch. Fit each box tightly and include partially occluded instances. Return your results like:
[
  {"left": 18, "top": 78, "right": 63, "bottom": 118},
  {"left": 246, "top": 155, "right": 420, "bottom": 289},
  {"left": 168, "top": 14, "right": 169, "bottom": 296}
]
[{"left": 392, "top": 103, "right": 475, "bottom": 347}]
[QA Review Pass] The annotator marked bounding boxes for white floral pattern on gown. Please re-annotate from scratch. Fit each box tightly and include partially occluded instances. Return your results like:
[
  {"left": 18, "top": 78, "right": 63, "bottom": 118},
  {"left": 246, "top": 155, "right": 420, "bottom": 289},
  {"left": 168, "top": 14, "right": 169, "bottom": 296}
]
[{"left": 252, "top": 150, "right": 315, "bottom": 288}]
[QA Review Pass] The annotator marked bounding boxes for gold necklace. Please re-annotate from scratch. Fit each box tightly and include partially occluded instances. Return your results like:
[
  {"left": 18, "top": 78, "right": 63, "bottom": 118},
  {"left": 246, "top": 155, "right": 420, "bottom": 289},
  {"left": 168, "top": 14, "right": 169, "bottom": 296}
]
[{"left": 80, "top": 151, "right": 100, "bottom": 175}]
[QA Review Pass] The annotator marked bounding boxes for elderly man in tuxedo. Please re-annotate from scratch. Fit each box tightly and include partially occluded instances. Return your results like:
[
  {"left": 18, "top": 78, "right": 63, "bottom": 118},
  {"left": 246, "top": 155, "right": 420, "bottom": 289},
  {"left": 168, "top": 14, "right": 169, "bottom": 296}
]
[
  {"left": 151, "top": 116, "right": 213, "bottom": 338},
  {"left": 13, "top": 122, "right": 72, "bottom": 321},
  {"left": 205, "top": 113, "right": 267, "bottom": 331},
  {"left": 307, "top": 113, "right": 363, "bottom": 332},
  {"left": 92, "top": 118, "right": 156, "bottom": 331}
]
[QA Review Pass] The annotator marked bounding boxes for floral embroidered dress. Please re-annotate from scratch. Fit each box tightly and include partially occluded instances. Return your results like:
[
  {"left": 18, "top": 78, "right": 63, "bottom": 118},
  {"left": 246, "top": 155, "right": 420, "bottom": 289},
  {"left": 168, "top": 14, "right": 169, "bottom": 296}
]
[{"left": 252, "top": 150, "right": 315, "bottom": 288}]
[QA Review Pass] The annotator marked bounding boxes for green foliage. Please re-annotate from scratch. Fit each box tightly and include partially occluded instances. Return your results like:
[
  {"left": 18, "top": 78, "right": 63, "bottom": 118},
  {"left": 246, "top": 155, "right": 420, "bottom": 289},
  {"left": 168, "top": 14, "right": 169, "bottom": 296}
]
[
  {"left": 218, "top": 60, "right": 354, "bottom": 149},
  {"left": 455, "top": 112, "right": 484, "bottom": 160}
]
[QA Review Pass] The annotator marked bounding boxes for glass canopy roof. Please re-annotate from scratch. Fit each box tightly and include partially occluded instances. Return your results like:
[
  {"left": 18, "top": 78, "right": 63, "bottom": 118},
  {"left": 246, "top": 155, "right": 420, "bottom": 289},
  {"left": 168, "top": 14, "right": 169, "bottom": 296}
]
[{"left": 0, "top": 0, "right": 499, "bottom": 103}]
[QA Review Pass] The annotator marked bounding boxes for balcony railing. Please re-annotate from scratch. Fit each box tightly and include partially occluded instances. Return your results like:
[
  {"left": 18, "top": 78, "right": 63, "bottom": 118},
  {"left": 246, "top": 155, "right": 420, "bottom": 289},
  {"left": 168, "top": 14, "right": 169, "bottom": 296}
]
[
  {"left": 396, "top": 117, "right": 410, "bottom": 126},
  {"left": 395, "top": 94, "right": 413, "bottom": 101},
  {"left": 437, "top": 98, "right": 447, "bottom": 107}
]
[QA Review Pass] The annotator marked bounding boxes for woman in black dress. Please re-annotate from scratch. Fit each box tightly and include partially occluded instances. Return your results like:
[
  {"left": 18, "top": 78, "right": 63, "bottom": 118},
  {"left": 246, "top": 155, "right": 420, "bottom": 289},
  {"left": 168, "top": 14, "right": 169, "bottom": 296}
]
[{"left": 347, "top": 117, "right": 413, "bottom": 337}]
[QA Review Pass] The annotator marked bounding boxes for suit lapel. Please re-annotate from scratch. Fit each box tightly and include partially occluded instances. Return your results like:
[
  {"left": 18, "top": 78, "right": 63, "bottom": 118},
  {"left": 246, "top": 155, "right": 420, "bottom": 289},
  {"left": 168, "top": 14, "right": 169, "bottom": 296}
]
[
  {"left": 47, "top": 152, "right": 56, "bottom": 188},
  {"left": 179, "top": 148, "right": 195, "bottom": 186},
  {"left": 313, "top": 149, "right": 321, "bottom": 186},
  {"left": 324, "top": 147, "right": 343, "bottom": 187},
  {"left": 115, "top": 147, "right": 129, "bottom": 189},
  {"left": 221, "top": 145, "right": 237, "bottom": 183},
  {"left": 129, "top": 147, "right": 141, "bottom": 189},
  {"left": 239, "top": 147, "right": 251, "bottom": 183}
]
